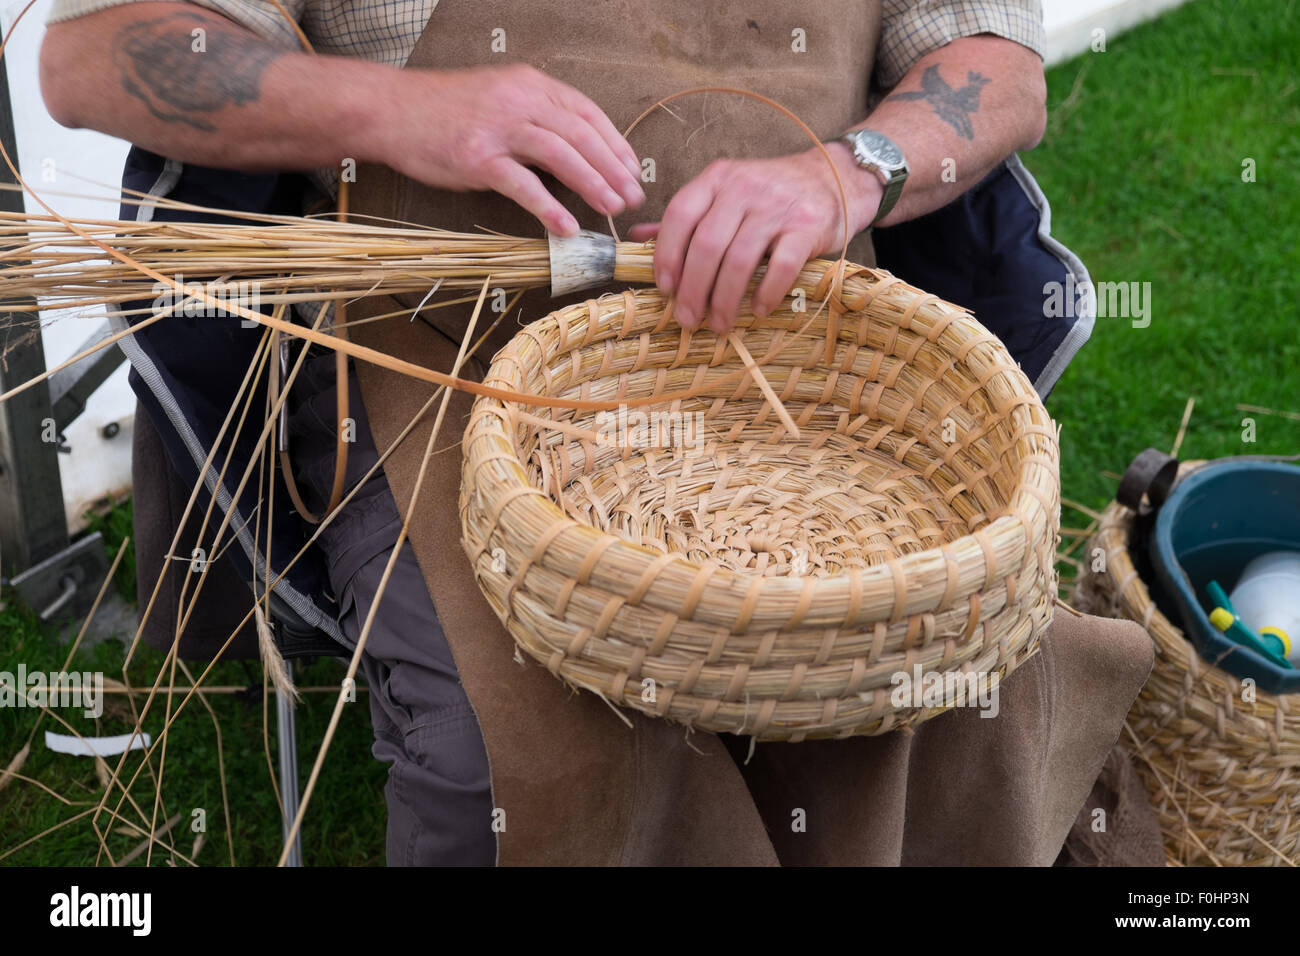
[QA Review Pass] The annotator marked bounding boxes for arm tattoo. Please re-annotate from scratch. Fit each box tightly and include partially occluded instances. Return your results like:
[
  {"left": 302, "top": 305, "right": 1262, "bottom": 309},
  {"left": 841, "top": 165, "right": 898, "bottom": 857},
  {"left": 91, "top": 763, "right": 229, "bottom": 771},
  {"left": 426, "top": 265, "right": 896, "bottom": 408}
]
[
  {"left": 888, "top": 64, "right": 990, "bottom": 140},
  {"left": 114, "top": 11, "right": 282, "bottom": 132}
]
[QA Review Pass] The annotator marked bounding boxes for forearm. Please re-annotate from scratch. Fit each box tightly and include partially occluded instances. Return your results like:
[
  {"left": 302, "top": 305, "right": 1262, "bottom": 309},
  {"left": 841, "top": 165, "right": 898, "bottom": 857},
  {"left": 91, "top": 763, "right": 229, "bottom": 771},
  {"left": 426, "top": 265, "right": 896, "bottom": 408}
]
[
  {"left": 41, "top": 4, "right": 643, "bottom": 233},
  {"left": 40, "top": 3, "right": 391, "bottom": 172},
  {"left": 837, "top": 34, "right": 1047, "bottom": 230}
]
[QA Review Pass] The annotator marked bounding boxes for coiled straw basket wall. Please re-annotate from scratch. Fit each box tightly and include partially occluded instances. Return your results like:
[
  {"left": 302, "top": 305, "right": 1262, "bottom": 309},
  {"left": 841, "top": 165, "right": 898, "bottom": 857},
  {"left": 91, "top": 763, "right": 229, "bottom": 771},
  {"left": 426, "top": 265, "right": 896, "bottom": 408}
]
[
  {"left": 1075, "top": 474, "right": 1300, "bottom": 866},
  {"left": 460, "top": 260, "right": 1060, "bottom": 741}
]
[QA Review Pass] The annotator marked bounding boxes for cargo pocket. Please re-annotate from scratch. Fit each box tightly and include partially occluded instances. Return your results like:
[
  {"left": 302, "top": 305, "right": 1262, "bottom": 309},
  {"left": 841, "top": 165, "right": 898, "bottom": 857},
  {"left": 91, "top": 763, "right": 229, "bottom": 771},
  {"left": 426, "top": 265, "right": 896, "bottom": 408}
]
[{"left": 337, "top": 576, "right": 418, "bottom": 732}]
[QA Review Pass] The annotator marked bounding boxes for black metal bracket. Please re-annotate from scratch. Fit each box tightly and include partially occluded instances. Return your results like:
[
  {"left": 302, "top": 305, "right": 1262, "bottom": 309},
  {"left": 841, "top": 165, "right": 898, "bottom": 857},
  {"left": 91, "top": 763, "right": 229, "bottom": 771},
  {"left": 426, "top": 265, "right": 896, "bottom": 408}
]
[{"left": 10, "top": 531, "right": 110, "bottom": 623}]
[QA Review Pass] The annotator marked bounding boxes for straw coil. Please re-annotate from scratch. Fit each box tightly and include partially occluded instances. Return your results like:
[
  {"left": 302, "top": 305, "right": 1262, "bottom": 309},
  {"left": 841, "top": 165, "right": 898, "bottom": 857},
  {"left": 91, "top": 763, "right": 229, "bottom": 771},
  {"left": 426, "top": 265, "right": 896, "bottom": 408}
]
[{"left": 461, "top": 259, "right": 1060, "bottom": 740}]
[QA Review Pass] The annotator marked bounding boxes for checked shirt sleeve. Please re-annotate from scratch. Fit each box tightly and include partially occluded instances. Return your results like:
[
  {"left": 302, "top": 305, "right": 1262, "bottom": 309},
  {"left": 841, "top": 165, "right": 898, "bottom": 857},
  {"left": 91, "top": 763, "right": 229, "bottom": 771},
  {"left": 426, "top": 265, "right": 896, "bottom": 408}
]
[{"left": 875, "top": 0, "right": 1047, "bottom": 91}]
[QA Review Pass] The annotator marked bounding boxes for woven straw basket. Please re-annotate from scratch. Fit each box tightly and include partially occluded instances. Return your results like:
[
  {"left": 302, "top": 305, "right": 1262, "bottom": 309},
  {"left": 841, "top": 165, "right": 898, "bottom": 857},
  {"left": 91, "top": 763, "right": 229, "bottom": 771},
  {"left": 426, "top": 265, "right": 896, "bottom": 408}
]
[
  {"left": 1075, "top": 474, "right": 1300, "bottom": 866},
  {"left": 459, "top": 260, "right": 1060, "bottom": 740}
]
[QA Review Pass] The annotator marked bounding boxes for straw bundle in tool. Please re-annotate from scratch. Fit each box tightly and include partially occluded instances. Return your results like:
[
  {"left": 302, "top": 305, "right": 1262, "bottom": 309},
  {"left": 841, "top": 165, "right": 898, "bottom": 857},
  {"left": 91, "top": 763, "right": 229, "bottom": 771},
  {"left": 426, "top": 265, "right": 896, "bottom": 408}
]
[
  {"left": 0, "top": 208, "right": 651, "bottom": 318},
  {"left": 1075, "top": 475, "right": 1300, "bottom": 866},
  {"left": 460, "top": 260, "right": 1061, "bottom": 741}
]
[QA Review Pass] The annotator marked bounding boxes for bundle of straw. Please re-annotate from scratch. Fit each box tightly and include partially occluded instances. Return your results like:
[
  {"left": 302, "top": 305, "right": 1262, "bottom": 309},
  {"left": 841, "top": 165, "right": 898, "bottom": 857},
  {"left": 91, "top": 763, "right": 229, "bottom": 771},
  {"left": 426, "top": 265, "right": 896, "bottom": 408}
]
[{"left": 0, "top": 206, "right": 653, "bottom": 320}]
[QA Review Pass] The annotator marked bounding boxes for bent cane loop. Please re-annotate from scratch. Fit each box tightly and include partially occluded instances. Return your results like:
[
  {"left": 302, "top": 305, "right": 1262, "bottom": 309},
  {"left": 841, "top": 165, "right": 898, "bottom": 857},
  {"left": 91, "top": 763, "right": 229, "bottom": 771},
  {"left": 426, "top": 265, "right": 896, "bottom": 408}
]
[{"left": 609, "top": 85, "right": 858, "bottom": 435}]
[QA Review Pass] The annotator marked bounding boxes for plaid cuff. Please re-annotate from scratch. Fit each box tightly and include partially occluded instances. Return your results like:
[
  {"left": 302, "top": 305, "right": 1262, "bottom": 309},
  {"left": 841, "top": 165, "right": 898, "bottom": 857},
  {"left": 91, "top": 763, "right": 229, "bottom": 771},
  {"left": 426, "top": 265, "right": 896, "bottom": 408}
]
[{"left": 876, "top": 0, "right": 1047, "bottom": 91}]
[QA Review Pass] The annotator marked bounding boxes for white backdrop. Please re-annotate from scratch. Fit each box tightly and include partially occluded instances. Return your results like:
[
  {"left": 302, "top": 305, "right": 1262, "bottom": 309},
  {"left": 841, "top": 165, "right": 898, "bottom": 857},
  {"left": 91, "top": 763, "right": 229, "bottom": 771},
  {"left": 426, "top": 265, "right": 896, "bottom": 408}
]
[
  {"left": 5, "top": 0, "right": 134, "bottom": 531},
  {"left": 3, "top": 0, "right": 1188, "bottom": 533}
]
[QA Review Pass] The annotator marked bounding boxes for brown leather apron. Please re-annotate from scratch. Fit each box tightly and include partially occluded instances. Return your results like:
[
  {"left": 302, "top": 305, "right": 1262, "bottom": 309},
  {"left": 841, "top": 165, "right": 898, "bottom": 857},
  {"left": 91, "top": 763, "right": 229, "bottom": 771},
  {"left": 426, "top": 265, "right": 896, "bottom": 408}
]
[{"left": 346, "top": 0, "right": 1158, "bottom": 865}]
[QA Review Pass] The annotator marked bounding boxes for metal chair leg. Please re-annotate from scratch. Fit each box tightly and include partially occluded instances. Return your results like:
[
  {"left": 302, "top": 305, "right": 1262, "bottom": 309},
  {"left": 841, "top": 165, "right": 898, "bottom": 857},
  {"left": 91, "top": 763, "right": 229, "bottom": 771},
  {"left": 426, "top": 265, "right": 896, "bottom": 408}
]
[{"left": 276, "top": 676, "right": 304, "bottom": 867}]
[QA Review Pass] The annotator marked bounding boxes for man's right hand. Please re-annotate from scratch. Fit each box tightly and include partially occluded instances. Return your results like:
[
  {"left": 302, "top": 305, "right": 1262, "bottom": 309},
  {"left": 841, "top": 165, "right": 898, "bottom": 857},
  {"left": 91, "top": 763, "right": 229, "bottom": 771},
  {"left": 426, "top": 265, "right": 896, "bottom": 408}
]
[
  {"left": 384, "top": 64, "right": 644, "bottom": 236},
  {"left": 40, "top": 4, "right": 641, "bottom": 235}
]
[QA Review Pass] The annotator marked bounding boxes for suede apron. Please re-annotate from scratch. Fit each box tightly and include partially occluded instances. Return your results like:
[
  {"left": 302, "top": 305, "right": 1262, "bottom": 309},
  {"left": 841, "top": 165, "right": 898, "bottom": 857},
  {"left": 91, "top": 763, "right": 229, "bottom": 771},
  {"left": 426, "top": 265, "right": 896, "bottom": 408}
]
[{"left": 346, "top": 0, "right": 1159, "bottom": 865}]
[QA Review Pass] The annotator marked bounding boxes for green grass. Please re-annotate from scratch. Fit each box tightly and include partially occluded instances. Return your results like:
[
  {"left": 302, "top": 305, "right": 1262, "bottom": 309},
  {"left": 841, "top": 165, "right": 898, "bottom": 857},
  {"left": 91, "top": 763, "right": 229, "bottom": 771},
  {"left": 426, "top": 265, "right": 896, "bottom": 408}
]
[
  {"left": 3, "top": 0, "right": 1297, "bottom": 866},
  {"left": 0, "top": 594, "right": 388, "bottom": 865},
  {"left": 1, "top": 510, "right": 387, "bottom": 866},
  {"left": 1025, "top": 0, "right": 1300, "bottom": 508}
]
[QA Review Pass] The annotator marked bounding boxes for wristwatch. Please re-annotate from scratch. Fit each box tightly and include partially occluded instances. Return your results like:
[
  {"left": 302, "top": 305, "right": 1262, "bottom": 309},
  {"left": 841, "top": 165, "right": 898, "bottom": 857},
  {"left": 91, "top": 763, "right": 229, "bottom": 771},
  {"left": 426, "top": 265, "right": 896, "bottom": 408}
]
[{"left": 838, "top": 128, "right": 909, "bottom": 226}]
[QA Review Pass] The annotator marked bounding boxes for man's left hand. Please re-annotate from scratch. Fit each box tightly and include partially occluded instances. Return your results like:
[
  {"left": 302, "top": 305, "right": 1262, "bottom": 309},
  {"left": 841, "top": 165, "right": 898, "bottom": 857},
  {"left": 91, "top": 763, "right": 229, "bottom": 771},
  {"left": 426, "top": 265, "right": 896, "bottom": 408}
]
[{"left": 628, "top": 142, "right": 880, "bottom": 334}]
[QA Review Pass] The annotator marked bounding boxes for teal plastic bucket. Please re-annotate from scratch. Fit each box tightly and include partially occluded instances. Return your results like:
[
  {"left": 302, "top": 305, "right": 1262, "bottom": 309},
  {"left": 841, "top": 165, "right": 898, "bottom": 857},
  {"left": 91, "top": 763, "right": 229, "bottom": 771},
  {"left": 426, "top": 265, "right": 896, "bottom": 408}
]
[{"left": 1148, "top": 460, "right": 1300, "bottom": 694}]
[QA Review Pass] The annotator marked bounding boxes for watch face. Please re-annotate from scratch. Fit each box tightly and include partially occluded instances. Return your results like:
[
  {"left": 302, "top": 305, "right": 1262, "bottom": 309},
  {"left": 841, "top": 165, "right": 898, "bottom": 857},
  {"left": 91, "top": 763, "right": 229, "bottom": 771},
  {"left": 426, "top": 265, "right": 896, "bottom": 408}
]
[{"left": 854, "top": 131, "right": 903, "bottom": 169}]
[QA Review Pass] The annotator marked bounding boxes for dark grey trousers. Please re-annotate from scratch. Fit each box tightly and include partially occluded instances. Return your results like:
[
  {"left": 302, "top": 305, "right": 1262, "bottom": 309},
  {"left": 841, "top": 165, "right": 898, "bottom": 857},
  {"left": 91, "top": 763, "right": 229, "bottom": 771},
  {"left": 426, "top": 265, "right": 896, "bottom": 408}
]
[{"left": 287, "top": 352, "right": 496, "bottom": 865}]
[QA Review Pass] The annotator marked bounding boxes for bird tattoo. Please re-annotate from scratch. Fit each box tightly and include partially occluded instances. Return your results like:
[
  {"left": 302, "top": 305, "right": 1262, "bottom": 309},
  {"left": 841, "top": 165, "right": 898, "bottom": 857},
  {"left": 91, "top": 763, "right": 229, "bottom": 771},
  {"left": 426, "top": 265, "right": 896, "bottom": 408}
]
[{"left": 890, "top": 65, "right": 990, "bottom": 140}]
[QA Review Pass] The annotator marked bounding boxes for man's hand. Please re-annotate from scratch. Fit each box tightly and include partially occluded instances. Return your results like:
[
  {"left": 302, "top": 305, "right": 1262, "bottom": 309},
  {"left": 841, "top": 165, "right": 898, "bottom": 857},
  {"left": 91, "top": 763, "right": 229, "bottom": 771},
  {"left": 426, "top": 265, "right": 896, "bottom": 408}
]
[
  {"left": 629, "top": 35, "right": 1046, "bottom": 336},
  {"left": 383, "top": 64, "right": 645, "bottom": 236},
  {"left": 628, "top": 142, "right": 879, "bottom": 333}
]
